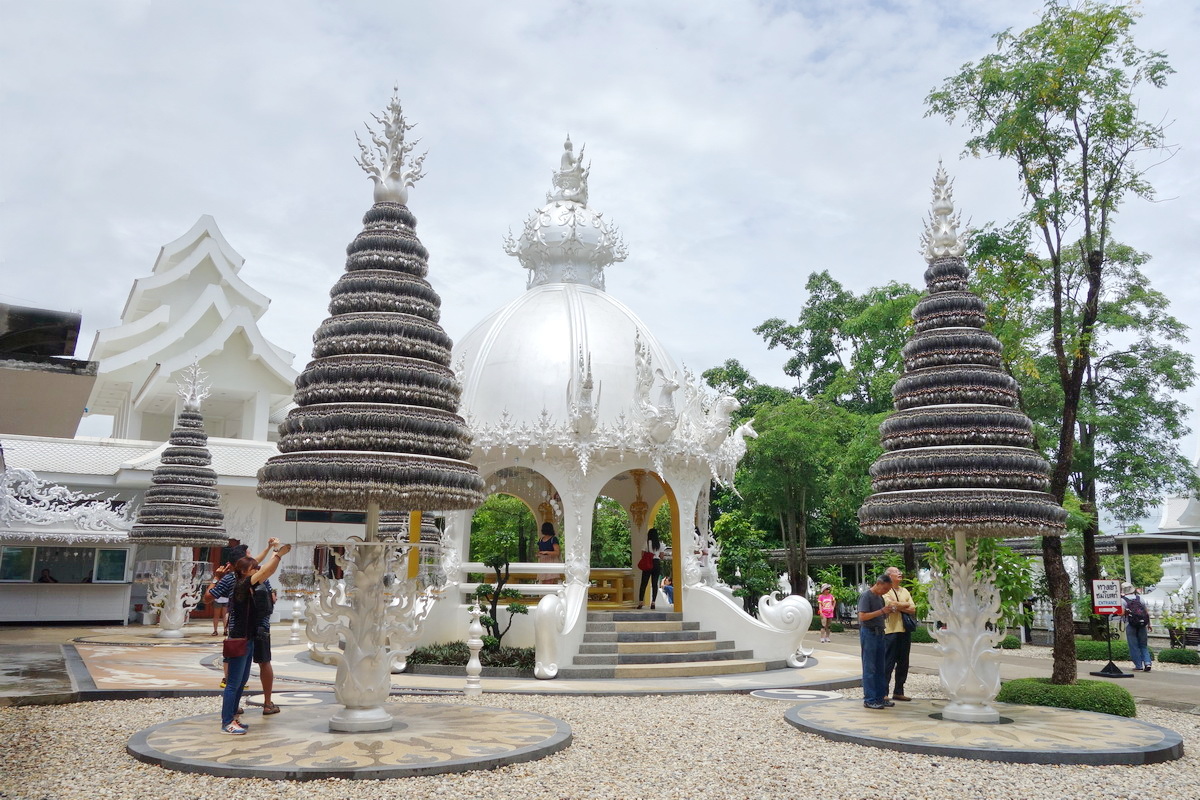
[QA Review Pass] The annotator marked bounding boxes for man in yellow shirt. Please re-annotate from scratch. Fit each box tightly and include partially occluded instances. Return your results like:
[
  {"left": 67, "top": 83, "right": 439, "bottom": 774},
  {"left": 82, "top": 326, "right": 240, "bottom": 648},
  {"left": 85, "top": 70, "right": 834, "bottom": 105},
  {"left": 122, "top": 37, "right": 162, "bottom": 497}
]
[{"left": 883, "top": 565, "right": 917, "bottom": 701}]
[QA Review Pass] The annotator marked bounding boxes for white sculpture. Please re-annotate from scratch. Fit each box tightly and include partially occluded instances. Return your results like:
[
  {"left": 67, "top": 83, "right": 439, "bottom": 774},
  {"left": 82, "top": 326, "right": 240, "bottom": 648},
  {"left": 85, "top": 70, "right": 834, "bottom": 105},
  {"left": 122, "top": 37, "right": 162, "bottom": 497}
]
[
  {"left": 921, "top": 161, "right": 968, "bottom": 260},
  {"left": 355, "top": 86, "right": 427, "bottom": 205}
]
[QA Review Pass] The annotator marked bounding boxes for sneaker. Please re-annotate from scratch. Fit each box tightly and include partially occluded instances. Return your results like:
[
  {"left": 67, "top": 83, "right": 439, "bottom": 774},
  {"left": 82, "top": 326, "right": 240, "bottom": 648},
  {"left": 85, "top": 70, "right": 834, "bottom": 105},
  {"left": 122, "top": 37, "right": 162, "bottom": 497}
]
[
  {"left": 219, "top": 679, "right": 226, "bottom": 689},
  {"left": 222, "top": 723, "right": 247, "bottom": 735},
  {"left": 863, "top": 701, "right": 887, "bottom": 710},
  {"left": 882, "top": 700, "right": 896, "bottom": 707},
  {"left": 1144, "top": 665, "right": 1151, "bottom": 672}
]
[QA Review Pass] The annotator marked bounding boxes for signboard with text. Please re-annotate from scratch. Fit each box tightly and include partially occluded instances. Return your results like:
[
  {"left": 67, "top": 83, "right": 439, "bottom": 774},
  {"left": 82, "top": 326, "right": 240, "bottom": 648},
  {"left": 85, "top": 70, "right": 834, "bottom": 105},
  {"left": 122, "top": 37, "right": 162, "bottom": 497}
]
[{"left": 1092, "top": 579, "right": 1122, "bottom": 615}]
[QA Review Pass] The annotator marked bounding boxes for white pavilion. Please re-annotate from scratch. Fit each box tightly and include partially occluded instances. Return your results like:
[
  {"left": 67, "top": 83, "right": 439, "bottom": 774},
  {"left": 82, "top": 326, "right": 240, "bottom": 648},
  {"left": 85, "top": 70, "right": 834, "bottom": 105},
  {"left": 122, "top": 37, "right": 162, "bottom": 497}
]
[{"left": 417, "top": 140, "right": 812, "bottom": 676}]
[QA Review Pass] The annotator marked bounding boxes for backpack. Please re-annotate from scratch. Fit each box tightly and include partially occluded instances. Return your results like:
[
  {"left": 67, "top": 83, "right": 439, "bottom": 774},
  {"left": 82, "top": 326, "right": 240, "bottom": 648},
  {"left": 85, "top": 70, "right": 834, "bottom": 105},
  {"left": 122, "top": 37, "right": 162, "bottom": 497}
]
[
  {"left": 252, "top": 582, "right": 275, "bottom": 621},
  {"left": 1125, "top": 595, "right": 1150, "bottom": 627}
]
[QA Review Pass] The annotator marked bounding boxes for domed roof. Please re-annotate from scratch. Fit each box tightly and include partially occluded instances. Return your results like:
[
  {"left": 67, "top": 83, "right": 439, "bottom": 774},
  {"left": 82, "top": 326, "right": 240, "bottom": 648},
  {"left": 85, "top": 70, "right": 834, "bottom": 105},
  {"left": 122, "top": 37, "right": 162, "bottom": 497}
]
[
  {"left": 456, "top": 282, "right": 679, "bottom": 430},
  {"left": 456, "top": 137, "right": 676, "bottom": 431},
  {"left": 454, "top": 140, "right": 748, "bottom": 478}
]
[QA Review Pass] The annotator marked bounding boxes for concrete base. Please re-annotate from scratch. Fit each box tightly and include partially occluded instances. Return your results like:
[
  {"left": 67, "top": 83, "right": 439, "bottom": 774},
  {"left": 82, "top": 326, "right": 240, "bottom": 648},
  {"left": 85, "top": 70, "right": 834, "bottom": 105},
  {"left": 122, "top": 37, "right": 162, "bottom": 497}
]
[
  {"left": 785, "top": 698, "right": 1184, "bottom": 765},
  {"left": 328, "top": 704, "right": 394, "bottom": 732},
  {"left": 127, "top": 692, "right": 572, "bottom": 780}
]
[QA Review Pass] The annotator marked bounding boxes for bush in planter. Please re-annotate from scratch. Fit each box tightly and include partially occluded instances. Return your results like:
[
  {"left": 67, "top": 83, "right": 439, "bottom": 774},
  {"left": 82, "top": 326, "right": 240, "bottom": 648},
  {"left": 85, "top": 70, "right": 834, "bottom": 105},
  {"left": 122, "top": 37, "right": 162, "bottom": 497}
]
[
  {"left": 996, "top": 678, "right": 1136, "bottom": 718},
  {"left": 830, "top": 622, "right": 845, "bottom": 633},
  {"left": 999, "top": 634, "right": 1022, "bottom": 649},
  {"left": 407, "top": 641, "right": 536, "bottom": 671},
  {"left": 911, "top": 626, "right": 935, "bottom": 643},
  {"left": 1074, "top": 638, "right": 1130, "bottom": 661},
  {"left": 1157, "top": 648, "right": 1200, "bottom": 665}
]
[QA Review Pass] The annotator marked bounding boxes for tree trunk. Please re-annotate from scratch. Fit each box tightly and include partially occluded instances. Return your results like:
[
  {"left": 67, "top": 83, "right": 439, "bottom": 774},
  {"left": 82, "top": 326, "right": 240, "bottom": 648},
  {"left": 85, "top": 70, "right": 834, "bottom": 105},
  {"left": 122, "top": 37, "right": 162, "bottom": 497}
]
[
  {"left": 784, "top": 507, "right": 801, "bottom": 594},
  {"left": 1081, "top": 496, "right": 1104, "bottom": 640},
  {"left": 1042, "top": 535, "right": 1077, "bottom": 683},
  {"left": 796, "top": 487, "right": 808, "bottom": 597},
  {"left": 903, "top": 540, "right": 917, "bottom": 575}
]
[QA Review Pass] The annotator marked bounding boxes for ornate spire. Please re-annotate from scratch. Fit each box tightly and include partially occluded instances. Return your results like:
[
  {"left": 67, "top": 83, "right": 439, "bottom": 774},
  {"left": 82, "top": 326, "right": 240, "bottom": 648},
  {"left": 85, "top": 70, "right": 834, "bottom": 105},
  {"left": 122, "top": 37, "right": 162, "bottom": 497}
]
[
  {"left": 176, "top": 362, "right": 210, "bottom": 413},
  {"left": 258, "top": 94, "right": 484, "bottom": 513},
  {"left": 859, "top": 166, "right": 1065, "bottom": 540},
  {"left": 921, "top": 161, "right": 968, "bottom": 262},
  {"left": 355, "top": 87, "right": 428, "bottom": 205},
  {"left": 503, "top": 137, "right": 627, "bottom": 290}
]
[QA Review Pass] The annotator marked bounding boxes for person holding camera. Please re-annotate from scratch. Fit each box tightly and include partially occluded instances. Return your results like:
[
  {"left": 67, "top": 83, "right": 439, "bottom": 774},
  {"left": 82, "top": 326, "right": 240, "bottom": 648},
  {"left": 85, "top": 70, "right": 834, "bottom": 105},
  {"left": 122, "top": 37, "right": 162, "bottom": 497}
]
[{"left": 858, "top": 573, "right": 897, "bottom": 710}]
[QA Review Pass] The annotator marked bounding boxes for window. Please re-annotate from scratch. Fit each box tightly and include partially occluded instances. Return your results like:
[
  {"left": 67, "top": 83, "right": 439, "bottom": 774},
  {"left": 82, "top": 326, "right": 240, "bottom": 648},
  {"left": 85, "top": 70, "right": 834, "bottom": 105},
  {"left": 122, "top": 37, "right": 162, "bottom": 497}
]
[
  {"left": 0, "top": 546, "right": 34, "bottom": 581},
  {"left": 94, "top": 549, "right": 128, "bottom": 582},
  {"left": 34, "top": 547, "right": 94, "bottom": 584},
  {"left": 285, "top": 509, "right": 367, "bottom": 524}
]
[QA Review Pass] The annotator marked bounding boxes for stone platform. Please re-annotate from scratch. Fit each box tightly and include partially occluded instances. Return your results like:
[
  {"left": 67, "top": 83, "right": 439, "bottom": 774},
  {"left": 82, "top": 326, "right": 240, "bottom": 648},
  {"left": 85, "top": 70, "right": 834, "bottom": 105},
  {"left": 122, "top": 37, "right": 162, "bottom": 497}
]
[
  {"left": 785, "top": 698, "right": 1184, "bottom": 765},
  {"left": 126, "top": 692, "right": 572, "bottom": 780}
]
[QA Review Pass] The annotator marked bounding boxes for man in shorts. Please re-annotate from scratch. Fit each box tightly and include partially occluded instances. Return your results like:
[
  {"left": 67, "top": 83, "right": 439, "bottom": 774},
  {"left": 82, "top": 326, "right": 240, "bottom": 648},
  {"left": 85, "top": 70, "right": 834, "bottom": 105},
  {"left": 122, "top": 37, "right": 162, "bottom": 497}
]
[{"left": 207, "top": 537, "right": 282, "bottom": 715}]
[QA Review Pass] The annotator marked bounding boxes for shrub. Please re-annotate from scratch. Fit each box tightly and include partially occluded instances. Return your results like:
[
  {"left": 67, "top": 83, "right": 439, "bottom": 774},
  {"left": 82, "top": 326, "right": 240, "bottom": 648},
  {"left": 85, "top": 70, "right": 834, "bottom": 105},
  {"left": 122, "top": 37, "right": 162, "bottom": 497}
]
[
  {"left": 407, "top": 641, "right": 536, "bottom": 671},
  {"left": 996, "top": 677, "right": 1136, "bottom": 718},
  {"left": 1157, "top": 648, "right": 1200, "bottom": 665},
  {"left": 1074, "top": 638, "right": 1129, "bottom": 661},
  {"left": 999, "top": 634, "right": 1022, "bottom": 649},
  {"left": 911, "top": 626, "right": 935, "bottom": 643},
  {"left": 830, "top": 622, "right": 845, "bottom": 633},
  {"left": 809, "top": 617, "right": 823, "bottom": 631}
]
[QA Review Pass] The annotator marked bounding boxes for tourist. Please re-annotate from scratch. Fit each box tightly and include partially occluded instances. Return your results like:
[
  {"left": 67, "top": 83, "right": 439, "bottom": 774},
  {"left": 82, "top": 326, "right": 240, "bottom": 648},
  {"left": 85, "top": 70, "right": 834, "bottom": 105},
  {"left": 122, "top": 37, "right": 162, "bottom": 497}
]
[
  {"left": 37, "top": 568, "right": 58, "bottom": 583},
  {"left": 817, "top": 583, "right": 836, "bottom": 643},
  {"left": 858, "top": 574, "right": 896, "bottom": 710},
  {"left": 211, "top": 538, "right": 285, "bottom": 718},
  {"left": 636, "top": 527, "right": 665, "bottom": 610},
  {"left": 537, "top": 521, "right": 561, "bottom": 584},
  {"left": 207, "top": 566, "right": 230, "bottom": 636},
  {"left": 660, "top": 575, "right": 674, "bottom": 604},
  {"left": 219, "top": 541, "right": 291, "bottom": 734},
  {"left": 883, "top": 565, "right": 916, "bottom": 701},
  {"left": 1121, "top": 582, "right": 1154, "bottom": 672}
]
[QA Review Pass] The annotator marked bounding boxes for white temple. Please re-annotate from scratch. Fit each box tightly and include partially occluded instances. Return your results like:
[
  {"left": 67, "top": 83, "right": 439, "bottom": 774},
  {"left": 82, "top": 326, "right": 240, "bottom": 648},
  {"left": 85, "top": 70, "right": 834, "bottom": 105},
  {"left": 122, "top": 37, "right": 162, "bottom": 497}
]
[
  {"left": 0, "top": 217, "right": 306, "bottom": 622},
  {"left": 418, "top": 140, "right": 812, "bottom": 675}
]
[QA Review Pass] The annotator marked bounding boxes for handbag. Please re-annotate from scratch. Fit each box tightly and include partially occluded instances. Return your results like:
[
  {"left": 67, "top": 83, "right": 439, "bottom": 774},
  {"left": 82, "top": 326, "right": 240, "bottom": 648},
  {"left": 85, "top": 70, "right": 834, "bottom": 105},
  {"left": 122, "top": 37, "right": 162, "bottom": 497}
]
[
  {"left": 902, "top": 612, "right": 918, "bottom": 633},
  {"left": 223, "top": 637, "right": 248, "bottom": 658},
  {"left": 637, "top": 550, "right": 655, "bottom": 571}
]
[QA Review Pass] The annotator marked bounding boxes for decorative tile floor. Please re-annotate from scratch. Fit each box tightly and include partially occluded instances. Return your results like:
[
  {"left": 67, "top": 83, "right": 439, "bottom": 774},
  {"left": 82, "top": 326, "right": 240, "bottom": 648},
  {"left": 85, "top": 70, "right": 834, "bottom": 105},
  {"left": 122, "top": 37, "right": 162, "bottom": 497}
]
[
  {"left": 126, "top": 692, "right": 571, "bottom": 780},
  {"left": 785, "top": 698, "right": 1184, "bottom": 764}
]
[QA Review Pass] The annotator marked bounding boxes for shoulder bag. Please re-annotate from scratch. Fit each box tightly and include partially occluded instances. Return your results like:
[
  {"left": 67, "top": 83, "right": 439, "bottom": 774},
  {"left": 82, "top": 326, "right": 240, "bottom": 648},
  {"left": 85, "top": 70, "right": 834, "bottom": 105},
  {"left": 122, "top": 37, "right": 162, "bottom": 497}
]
[
  {"left": 894, "top": 589, "right": 919, "bottom": 632},
  {"left": 637, "top": 550, "right": 655, "bottom": 571}
]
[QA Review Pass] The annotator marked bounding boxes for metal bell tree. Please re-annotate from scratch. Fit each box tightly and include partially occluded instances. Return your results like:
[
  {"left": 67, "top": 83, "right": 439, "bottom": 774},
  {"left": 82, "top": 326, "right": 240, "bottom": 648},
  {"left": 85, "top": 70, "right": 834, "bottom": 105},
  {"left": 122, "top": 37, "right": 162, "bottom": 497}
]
[
  {"left": 258, "top": 90, "right": 484, "bottom": 732},
  {"left": 859, "top": 165, "right": 1067, "bottom": 722},
  {"left": 129, "top": 364, "right": 222, "bottom": 638}
]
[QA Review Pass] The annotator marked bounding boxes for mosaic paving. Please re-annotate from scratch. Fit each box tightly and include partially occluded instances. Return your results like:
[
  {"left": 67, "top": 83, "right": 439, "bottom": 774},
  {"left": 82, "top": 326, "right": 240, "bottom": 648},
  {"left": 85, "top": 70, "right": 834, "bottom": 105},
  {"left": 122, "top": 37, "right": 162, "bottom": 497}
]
[
  {"left": 785, "top": 698, "right": 1184, "bottom": 764},
  {"left": 127, "top": 692, "right": 572, "bottom": 779}
]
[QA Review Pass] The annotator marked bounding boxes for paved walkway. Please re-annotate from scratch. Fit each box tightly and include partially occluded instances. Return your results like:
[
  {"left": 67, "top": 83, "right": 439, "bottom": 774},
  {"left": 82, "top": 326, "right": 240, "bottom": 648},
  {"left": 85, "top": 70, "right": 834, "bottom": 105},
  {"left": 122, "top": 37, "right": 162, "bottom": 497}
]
[{"left": 2, "top": 624, "right": 1198, "bottom": 711}]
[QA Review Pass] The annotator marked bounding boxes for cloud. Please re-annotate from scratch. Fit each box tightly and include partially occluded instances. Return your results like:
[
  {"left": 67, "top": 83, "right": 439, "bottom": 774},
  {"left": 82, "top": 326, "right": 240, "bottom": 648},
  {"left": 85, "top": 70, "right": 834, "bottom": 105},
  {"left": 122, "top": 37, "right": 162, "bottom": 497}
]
[{"left": 3, "top": 0, "right": 1197, "bottom": 463}]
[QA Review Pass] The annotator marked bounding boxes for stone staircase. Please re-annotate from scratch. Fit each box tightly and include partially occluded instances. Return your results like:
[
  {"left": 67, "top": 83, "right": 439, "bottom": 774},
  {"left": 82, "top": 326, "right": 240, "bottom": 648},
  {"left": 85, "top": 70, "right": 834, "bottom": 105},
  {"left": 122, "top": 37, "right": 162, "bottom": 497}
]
[{"left": 556, "top": 610, "right": 784, "bottom": 679}]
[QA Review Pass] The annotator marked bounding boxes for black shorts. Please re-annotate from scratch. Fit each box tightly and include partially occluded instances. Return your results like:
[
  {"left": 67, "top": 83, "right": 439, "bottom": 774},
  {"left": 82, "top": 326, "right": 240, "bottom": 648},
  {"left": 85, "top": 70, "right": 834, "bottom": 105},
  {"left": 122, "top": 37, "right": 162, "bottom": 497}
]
[{"left": 253, "top": 628, "right": 272, "bottom": 663}]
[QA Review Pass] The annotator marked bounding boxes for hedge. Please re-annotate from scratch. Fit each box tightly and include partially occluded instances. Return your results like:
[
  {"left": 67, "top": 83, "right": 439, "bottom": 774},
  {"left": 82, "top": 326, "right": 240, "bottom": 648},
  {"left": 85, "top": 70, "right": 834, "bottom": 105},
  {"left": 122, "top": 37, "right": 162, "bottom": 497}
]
[
  {"left": 911, "top": 626, "right": 935, "bottom": 643},
  {"left": 1074, "top": 638, "right": 1130, "bottom": 661},
  {"left": 407, "top": 641, "right": 535, "bottom": 670},
  {"left": 1157, "top": 648, "right": 1200, "bottom": 665},
  {"left": 809, "top": 619, "right": 846, "bottom": 633},
  {"left": 996, "top": 678, "right": 1136, "bottom": 718}
]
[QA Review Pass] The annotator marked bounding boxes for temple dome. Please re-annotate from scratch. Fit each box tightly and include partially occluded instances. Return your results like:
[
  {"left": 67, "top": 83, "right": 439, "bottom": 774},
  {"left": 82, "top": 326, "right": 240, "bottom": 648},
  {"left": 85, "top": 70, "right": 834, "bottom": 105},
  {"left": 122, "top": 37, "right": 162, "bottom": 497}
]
[{"left": 455, "top": 281, "right": 679, "bottom": 430}]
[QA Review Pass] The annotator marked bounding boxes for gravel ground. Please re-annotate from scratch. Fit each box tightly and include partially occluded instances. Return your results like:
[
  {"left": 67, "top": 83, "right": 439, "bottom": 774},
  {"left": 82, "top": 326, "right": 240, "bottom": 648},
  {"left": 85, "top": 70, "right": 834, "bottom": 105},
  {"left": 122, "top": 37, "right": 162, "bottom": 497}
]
[{"left": 2, "top": 673, "right": 1199, "bottom": 800}]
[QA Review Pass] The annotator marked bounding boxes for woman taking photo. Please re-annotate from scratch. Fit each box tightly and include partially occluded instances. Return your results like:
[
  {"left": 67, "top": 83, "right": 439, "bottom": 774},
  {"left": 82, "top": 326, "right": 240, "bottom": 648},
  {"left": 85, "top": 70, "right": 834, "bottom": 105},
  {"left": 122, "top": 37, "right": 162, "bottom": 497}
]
[{"left": 220, "top": 542, "right": 291, "bottom": 734}]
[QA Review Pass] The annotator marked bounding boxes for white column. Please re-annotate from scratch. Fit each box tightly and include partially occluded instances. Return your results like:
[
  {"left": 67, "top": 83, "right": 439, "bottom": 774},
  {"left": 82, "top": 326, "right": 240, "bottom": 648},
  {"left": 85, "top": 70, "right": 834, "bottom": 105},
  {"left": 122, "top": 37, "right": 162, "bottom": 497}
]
[{"left": 1188, "top": 541, "right": 1199, "bottom": 619}]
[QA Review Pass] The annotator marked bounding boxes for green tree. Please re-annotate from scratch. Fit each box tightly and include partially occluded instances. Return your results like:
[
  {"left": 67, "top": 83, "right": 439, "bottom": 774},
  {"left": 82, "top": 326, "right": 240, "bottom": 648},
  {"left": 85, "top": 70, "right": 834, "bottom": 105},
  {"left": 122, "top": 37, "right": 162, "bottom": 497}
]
[
  {"left": 701, "top": 359, "right": 792, "bottom": 423},
  {"left": 471, "top": 529, "right": 528, "bottom": 650},
  {"left": 755, "top": 271, "right": 919, "bottom": 414},
  {"left": 470, "top": 494, "right": 537, "bottom": 563},
  {"left": 713, "top": 510, "right": 777, "bottom": 616},
  {"left": 592, "top": 496, "right": 632, "bottom": 568},
  {"left": 1099, "top": 554, "right": 1163, "bottom": 589},
  {"left": 927, "top": 0, "right": 1174, "bottom": 684},
  {"left": 738, "top": 398, "right": 858, "bottom": 596}
]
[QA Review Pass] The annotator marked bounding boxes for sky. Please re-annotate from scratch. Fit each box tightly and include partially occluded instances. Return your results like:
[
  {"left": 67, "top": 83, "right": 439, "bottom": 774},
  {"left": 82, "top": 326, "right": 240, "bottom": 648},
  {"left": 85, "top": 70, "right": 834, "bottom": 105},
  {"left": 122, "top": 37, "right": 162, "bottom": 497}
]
[{"left": 3, "top": 1, "right": 1199, "bottom": 481}]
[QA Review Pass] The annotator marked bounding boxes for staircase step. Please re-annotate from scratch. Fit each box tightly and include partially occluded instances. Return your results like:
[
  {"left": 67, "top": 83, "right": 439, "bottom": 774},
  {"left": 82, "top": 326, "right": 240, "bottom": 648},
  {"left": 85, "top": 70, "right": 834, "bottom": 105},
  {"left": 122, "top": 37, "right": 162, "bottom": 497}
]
[
  {"left": 587, "top": 611, "right": 682, "bottom": 622},
  {"left": 572, "top": 648, "right": 754, "bottom": 666},
  {"left": 556, "top": 659, "right": 771, "bottom": 680},
  {"left": 582, "top": 630, "right": 716, "bottom": 643},
  {"left": 586, "top": 620, "right": 699, "bottom": 633}
]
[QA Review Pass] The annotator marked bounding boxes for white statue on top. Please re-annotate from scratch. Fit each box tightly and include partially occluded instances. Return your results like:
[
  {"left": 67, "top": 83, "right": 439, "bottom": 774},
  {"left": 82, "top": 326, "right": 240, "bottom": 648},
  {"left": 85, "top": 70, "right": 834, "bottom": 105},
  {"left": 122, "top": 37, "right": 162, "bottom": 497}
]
[{"left": 548, "top": 135, "right": 590, "bottom": 205}]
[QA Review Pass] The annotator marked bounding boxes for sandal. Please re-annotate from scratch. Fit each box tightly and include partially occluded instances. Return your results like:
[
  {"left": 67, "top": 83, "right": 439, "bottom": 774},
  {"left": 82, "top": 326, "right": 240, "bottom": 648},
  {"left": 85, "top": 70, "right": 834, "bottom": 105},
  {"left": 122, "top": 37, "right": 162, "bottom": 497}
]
[{"left": 262, "top": 702, "right": 280, "bottom": 715}]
